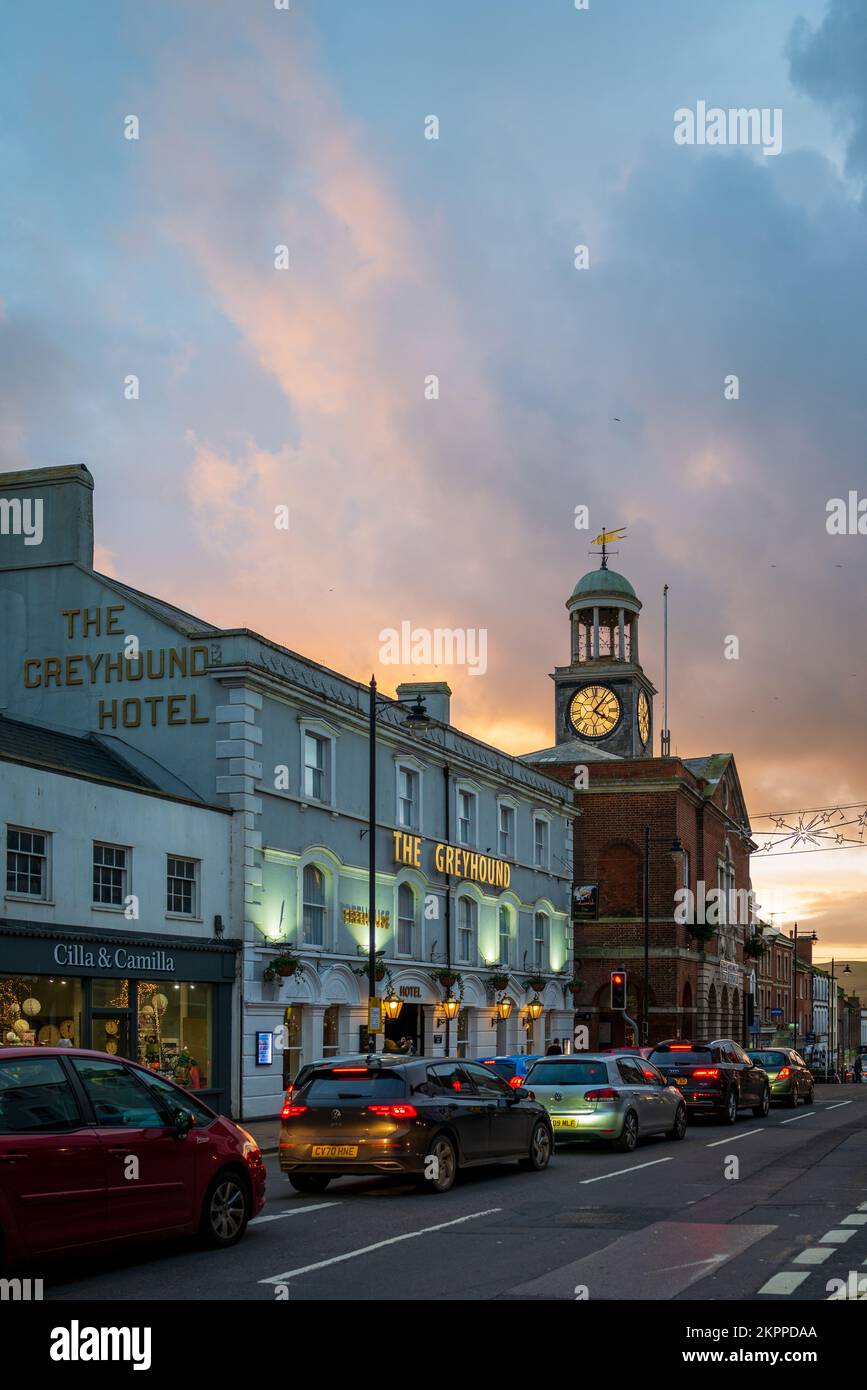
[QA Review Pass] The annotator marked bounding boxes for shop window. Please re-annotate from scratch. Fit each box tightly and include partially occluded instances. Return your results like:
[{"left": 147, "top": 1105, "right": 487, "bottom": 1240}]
[
  {"left": 0, "top": 1056, "right": 82, "bottom": 1132},
  {"left": 397, "top": 883, "right": 415, "bottom": 956},
  {"left": 323, "top": 1005, "right": 340, "bottom": 1057},
  {"left": 457, "top": 896, "right": 477, "bottom": 964},
  {"left": 302, "top": 864, "right": 327, "bottom": 945},
  {"left": 6, "top": 826, "right": 50, "bottom": 899},
  {"left": 0, "top": 974, "right": 83, "bottom": 1047},
  {"left": 137, "top": 981, "right": 213, "bottom": 1090},
  {"left": 93, "top": 842, "right": 129, "bottom": 907},
  {"left": 166, "top": 855, "right": 199, "bottom": 917}
]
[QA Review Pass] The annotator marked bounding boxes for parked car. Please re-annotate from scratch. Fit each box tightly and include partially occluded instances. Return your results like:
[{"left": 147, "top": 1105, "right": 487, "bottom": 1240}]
[
  {"left": 0, "top": 1047, "right": 266, "bottom": 1270},
  {"left": 524, "top": 1052, "right": 687, "bottom": 1152},
  {"left": 472, "top": 1054, "right": 545, "bottom": 1087},
  {"left": 747, "top": 1049, "right": 815, "bottom": 1105},
  {"left": 647, "top": 1039, "right": 770, "bottom": 1123},
  {"left": 279, "top": 1055, "right": 554, "bottom": 1194}
]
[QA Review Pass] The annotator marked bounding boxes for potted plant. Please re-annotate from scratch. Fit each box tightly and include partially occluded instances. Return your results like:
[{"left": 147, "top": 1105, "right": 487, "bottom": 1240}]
[
  {"left": 524, "top": 974, "right": 547, "bottom": 993},
  {"left": 263, "top": 948, "right": 299, "bottom": 984},
  {"left": 433, "top": 967, "right": 461, "bottom": 990},
  {"left": 352, "top": 950, "right": 392, "bottom": 988},
  {"left": 491, "top": 970, "right": 511, "bottom": 992},
  {"left": 566, "top": 976, "right": 585, "bottom": 998}
]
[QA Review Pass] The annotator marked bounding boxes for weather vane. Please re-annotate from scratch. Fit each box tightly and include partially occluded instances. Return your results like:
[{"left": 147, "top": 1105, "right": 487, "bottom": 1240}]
[{"left": 589, "top": 526, "right": 627, "bottom": 571}]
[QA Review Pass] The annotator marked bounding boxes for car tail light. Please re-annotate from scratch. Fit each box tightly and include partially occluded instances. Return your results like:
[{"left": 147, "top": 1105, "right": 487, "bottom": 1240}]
[
  {"left": 585, "top": 1088, "right": 620, "bottom": 1102},
  {"left": 367, "top": 1104, "right": 418, "bottom": 1118},
  {"left": 692, "top": 1069, "right": 720, "bottom": 1079},
  {"left": 508, "top": 1075, "right": 524, "bottom": 1089},
  {"left": 777, "top": 1066, "right": 791, "bottom": 1079},
  {"left": 281, "top": 1102, "right": 308, "bottom": 1118},
  {"left": 483, "top": 1059, "right": 496, "bottom": 1066},
  {"left": 332, "top": 1067, "right": 369, "bottom": 1074},
  {"left": 670, "top": 1044, "right": 693, "bottom": 1051}
]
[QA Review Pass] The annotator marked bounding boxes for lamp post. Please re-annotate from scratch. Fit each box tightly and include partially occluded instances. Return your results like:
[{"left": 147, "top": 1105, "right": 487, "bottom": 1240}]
[
  {"left": 366, "top": 677, "right": 431, "bottom": 1050},
  {"left": 830, "top": 961, "right": 852, "bottom": 1080},
  {"left": 642, "top": 827, "right": 685, "bottom": 1046}
]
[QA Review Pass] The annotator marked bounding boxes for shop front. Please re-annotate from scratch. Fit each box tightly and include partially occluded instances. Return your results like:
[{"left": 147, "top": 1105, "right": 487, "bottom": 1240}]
[{"left": 0, "top": 920, "right": 239, "bottom": 1115}]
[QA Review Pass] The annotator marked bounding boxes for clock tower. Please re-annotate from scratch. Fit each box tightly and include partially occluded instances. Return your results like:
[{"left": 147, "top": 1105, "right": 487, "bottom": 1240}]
[{"left": 552, "top": 561, "right": 656, "bottom": 758}]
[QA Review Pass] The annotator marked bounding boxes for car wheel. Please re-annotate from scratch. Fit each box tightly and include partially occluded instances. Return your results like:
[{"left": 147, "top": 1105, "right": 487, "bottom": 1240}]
[
  {"left": 519, "top": 1121, "right": 553, "bottom": 1171},
  {"left": 613, "top": 1110, "right": 638, "bottom": 1152},
  {"left": 806, "top": 1084, "right": 814, "bottom": 1105},
  {"left": 785, "top": 1085, "right": 798, "bottom": 1109},
  {"left": 288, "top": 1174, "right": 332, "bottom": 1194},
  {"left": 417, "top": 1133, "right": 458, "bottom": 1194},
  {"left": 720, "top": 1088, "right": 739, "bottom": 1125},
  {"left": 754, "top": 1085, "right": 771, "bottom": 1118},
  {"left": 669, "top": 1103, "right": 687, "bottom": 1140},
  {"left": 200, "top": 1170, "right": 250, "bottom": 1248}
]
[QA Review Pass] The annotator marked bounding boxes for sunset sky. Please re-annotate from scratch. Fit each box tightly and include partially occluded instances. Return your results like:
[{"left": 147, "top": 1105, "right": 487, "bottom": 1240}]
[{"left": 2, "top": 0, "right": 867, "bottom": 955}]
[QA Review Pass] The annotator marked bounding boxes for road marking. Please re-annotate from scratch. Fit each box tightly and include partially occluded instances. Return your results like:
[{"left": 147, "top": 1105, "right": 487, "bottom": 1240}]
[
  {"left": 654, "top": 1254, "right": 728, "bottom": 1274},
  {"left": 780, "top": 1111, "right": 815, "bottom": 1124},
  {"left": 579, "top": 1156, "right": 673, "bottom": 1184},
  {"left": 258, "top": 1206, "right": 502, "bottom": 1283},
  {"left": 842, "top": 1213, "right": 867, "bottom": 1226},
  {"left": 793, "top": 1247, "right": 833, "bottom": 1265},
  {"left": 705, "top": 1128, "right": 764, "bottom": 1148},
  {"left": 758, "top": 1271, "right": 810, "bottom": 1295},
  {"left": 819, "top": 1228, "right": 856, "bottom": 1244},
  {"left": 250, "top": 1201, "right": 339, "bottom": 1226},
  {"left": 825, "top": 1101, "right": 852, "bottom": 1111}
]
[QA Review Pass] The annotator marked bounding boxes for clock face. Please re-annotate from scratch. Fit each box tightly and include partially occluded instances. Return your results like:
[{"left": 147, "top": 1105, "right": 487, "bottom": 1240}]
[
  {"left": 569, "top": 684, "right": 621, "bottom": 739},
  {"left": 638, "top": 690, "right": 650, "bottom": 745}
]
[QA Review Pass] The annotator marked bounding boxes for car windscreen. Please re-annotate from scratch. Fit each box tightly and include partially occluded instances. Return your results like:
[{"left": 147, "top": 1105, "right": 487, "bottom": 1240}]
[
  {"left": 479, "top": 1061, "right": 514, "bottom": 1080},
  {"left": 748, "top": 1051, "right": 788, "bottom": 1068},
  {"left": 649, "top": 1049, "right": 713, "bottom": 1067},
  {"left": 525, "top": 1061, "right": 609, "bottom": 1085},
  {"left": 303, "top": 1074, "right": 407, "bottom": 1101}
]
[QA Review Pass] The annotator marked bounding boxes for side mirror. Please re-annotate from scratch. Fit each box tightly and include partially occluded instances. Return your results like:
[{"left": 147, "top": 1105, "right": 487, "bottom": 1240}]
[
  {"left": 511, "top": 1086, "right": 530, "bottom": 1101},
  {"left": 174, "top": 1108, "right": 194, "bottom": 1137}
]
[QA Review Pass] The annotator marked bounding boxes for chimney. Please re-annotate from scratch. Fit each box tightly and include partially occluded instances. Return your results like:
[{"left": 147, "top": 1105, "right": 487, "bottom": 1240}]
[
  {"left": 0, "top": 464, "right": 94, "bottom": 571},
  {"left": 396, "top": 680, "right": 452, "bottom": 726}
]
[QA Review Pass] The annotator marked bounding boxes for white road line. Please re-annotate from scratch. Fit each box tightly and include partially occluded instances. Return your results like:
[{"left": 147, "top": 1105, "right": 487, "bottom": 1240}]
[
  {"left": 258, "top": 1206, "right": 502, "bottom": 1283},
  {"left": 250, "top": 1201, "right": 339, "bottom": 1226},
  {"left": 842, "top": 1213, "right": 867, "bottom": 1226},
  {"left": 780, "top": 1111, "right": 816, "bottom": 1124},
  {"left": 825, "top": 1101, "right": 852, "bottom": 1111},
  {"left": 819, "top": 1229, "right": 856, "bottom": 1244},
  {"left": 705, "top": 1128, "right": 764, "bottom": 1149},
  {"left": 758, "top": 1271, "right": 810, "bottom": 1295},
  {"left": 793, "top": 1247, "right": 834, "bottom": 1265},
  {"left": 579, "top": 1156, "right": 674, "bottom": 1185}
]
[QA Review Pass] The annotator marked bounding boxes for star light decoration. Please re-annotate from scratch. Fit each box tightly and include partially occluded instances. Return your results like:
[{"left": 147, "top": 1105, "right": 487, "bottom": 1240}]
[{"left": 753, "top": 804, "right": 867, "bottom": 855}]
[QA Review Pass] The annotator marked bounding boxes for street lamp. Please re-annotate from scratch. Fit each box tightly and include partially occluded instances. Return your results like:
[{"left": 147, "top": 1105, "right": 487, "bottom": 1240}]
[
  {"left": 496, "top": 995, "right": 514, "bottom": 1021},
  {"left": 366, "top": 677, "right": 431, "bottom": 1049},
  {"left": 442, "top": 993, "right": 460, "bottom": 1022},
  {"left": 383, "top": 991, "right": 403, "bottom": 1022},
  {"left": 643, "top": 828, "right": 685, "bottom": 1045},
  {"left": 527, "top": 996, "right": 544, "bottom": 1022}
]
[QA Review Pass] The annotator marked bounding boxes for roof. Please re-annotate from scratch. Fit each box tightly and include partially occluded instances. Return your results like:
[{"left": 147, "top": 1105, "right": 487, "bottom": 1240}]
[
  {"left": 571, "top": 567, "right": 637, "bottom": 602},
  {"left": 95, "top": 573, "right": 220, "bottom": 638},
  {"left": 0, "top": 714, "right": 157, "bottom": 790},
  {"left": 683, "top": 754, "right": 732, "bottom": 786}
]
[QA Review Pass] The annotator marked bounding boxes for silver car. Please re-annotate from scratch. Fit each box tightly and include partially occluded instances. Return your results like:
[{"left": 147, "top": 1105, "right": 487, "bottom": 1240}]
[{"left": 524, "top": 1053, "right": 687, "bottom": 1152}]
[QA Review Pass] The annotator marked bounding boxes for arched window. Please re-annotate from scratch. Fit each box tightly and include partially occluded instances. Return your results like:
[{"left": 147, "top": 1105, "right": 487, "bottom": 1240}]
[
  {"left": 397, "top": 883, "right": 415, "bottom": 957},
  {"left": 302, "top": 864, "right": 326, "bottom": 945},
  {"left": 457, "top": 896, "right": 477, "bottom": 964}
]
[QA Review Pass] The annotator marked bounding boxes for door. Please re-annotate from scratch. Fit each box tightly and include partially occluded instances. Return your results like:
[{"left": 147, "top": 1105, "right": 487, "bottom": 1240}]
[
  {"left": 616, "top": 1057, "right": 663, "bottom": 1132},
  {"left": 641, "top": 1060, "right": 681, "bottom": 1129},
  {"left": 71, "top": 1057, "right": 195, "bottom": 1239},
  {"left": 91, "top": 1012, "right": 131, "bottom": 1060},
  {"left": 0, "top": 1055, "right": 107, "bottom": 1257},
  {"left": 426, "top": 1063, "right": 489, "bottom": 1160},
  {"left": 463, "top": 1062, "right": 528, "bottom": 1156}
]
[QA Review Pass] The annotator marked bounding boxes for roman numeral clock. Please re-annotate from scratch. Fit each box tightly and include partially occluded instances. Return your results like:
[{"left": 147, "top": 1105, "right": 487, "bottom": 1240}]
[{"left": 551, "top": 560, "right": 656, "bottom": 759}]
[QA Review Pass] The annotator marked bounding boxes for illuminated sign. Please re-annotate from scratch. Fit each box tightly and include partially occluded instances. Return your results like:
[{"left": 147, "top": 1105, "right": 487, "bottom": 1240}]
[
  {"left": 393, "top": 832, "right": 511, "bottom": 889},
  {"left": 342, "top": 907, "right": 390, "bottom": 929}
]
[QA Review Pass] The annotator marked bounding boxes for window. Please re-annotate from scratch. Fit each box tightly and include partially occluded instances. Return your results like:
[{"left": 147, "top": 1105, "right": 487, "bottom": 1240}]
[
  {"left": 463, "top": 1063, "right": 512, "bottom": 1098},
  {"left": 533, "top": 816, "right": 550, "bottom": 869},
  {"left": 166, "top": 856, "right": 199, "bottom": 916},
  {"left": 72, "top": 1058, "right": 166, "bottom": 1129},
  {"left": 137, "top": 1071, "right": 214, "bottom": 1126},
  {"left": 136, "top": 981, "right": 213, "bottom": 1087},
  {"left": 426, "top": 1063, "right": 472, "bottom": 1095},
  {"left": 457, "top": 789, "right": 477, "bottom": 847},
  {"left": 303, "top": 732, "right": 328, "bottom": 801},
  {"left": 498, "top": 905, "right": 513, "bottom": 965},
  {"left": 534, "top": 911, "right": 548, "bottom": 971},
  {"left": 498, "top": 803, "right": 515, "bottom": 858},
  {"left": 322, "top": 1005, "right": 341, "bottom": 1058},
  {"left": 617, "top": 1058, "right": 646, "bottom": 1085},
  {"left": 457, "top": 895, "right": 477, "bottom": 963},
  {"left": 397, "top": 883, "right": 415, "bottom": 956},
  {"left": 93, "top": 842, "right": 129, "bottom": 907},
  {"left": 302, "top": 864, "right": 326, "bottom": 945},
  {"left": 6, "top": 827, "right": 49, "bottom": 899},
  {"left": 0, "top": 1057, "right": 82, "bottom": 1133},
  {"left": 398, "top": 767, "right": 418, "bottom": 829}
]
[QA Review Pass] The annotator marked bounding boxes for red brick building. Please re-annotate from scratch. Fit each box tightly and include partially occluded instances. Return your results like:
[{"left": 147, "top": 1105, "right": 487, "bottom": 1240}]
[{"left": 524, "top": 559, "right": 756, "bottom": 1047}]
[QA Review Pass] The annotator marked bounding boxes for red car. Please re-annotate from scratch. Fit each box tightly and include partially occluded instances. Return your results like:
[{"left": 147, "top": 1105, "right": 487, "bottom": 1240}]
[{"left": 0, "top": 1047, "right": 266, "bottom": 1270}]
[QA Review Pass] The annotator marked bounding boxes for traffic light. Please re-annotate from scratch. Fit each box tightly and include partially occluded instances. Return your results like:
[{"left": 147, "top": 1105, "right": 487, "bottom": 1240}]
[{"left": 610, "top": 971, "right": 627, "bottom": 1010}]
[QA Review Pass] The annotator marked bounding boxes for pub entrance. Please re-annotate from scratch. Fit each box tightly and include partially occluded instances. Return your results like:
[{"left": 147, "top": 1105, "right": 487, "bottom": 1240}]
[{"left": 384, "top": 1002, "right": 420, "bottom": 1055}]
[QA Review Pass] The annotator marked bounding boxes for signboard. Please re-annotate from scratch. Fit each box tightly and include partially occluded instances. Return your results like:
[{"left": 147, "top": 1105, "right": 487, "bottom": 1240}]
[
  {"left": 720, "top": 960, "right": 741, "bottom": 988},
  {"left": 393, "top": 832, "right": 511, "bottom": 889},
  {"left": 342, "top": 907, "right": 389, "bottom": 929},
  {"left": 572, "top": 883, "right": 598, "bottom": 921},
  {"left": 255, "top": 1032, "right": 273, "bottom": 1066},
  {"left": 368, "top": 997, "right": 383, "bottom": 1033},
  {"left": 770, "top": 1008, "right": 783, "bottom": 1019}
]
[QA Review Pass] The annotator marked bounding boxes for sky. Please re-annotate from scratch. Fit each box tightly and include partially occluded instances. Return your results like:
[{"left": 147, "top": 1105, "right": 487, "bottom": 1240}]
[{"left": 2, "top": 0, "right": 867, "bottom": 954}]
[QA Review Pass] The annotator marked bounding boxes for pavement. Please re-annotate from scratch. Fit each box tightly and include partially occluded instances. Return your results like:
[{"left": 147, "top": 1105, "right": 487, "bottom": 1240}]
[{"left": 41, "top": 1083, "right": 867, "bottom": 1302}]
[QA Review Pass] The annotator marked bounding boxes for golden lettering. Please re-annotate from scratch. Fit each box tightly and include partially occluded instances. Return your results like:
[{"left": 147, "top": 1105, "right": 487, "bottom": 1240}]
[
  {"left": 62, "top": 608, "right": 80, "bottom": 639},
  {"left": 143, "top": 695, "right": 163, "bottom": 726},
  {"left": 189, "top": 694, "right": 208, "bottom": 724},
  {"left": 82, "top": 608, "right": 100, "bottom": 637},
  {"left": 106, "top": 605, "right": 125, "bottom": 635},
  {"left": 124, "top": 655, "right": 143, "bottom": 681},
  {"left": 23, "top": 659, "right": 41, "bottom": 688},
  {"left": 168, "top": 647, "right": 187, "bottom": 678},
  {"left": 98, "top": 699, "right": 117, "bottom": 729},
  {"left": 434, "top": 844, "right": 445, "bottom": 873},
  {"left": 167, "top": 695, "right": 186, "bottom": 725},
  {"left": 122, "top": 698, "right": 141, "bottom": 728},
  {"left": 86, "top": 653, "right": 104, "bottom": 683},
  {"left": 103, "top": 653, "right": 123, "bottom": 683},
  {"left": 44, "top": 657, "right": 61, "bottom": 688},
  {"left": 191, "top": 645, "right": 209, "bottom": 676},
  {"left": 393, "top": 831, "right": 403, "bottom": 862},
  {"left": 64, "top": 655, "right": 83, "bottom": 687},
  {"left": 146, "top": 650, "right": 165, "bottom": 679}
]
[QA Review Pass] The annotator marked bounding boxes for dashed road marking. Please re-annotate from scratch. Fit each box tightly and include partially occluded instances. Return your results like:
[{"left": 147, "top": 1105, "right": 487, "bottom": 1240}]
[
  {"left": 819, "top": 1228, "right": 856, "bottom": 1243},
  {"left": 780, "top": 1111, "right": 816, "bottom": 1124},
  {"left": 706, "top": 1128, "right": 764, "bottom": 1148},
  {"left": 841, "top": 1213, "right": 867, "bottom": 1226},
  {"left": 825, "top": 1101, "right": 852, "bottom": 1111},
  {"left": 250, "top": 1201, "right": 340, "bottom": 1225},
  {"left": 793, "top": 1247, "right": 833, "bottom": 1265},
  {"left": 579, "top": 1156, "right": 674, "bottom": 1184},
  {"left": 758, "top": 1271, "right": 810, "bottom": 1295}
]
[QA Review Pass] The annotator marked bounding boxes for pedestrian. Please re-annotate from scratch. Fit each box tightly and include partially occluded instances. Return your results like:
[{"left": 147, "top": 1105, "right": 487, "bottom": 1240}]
[
  {"left": 854, "top": 1053, "right": 864, "bottom": 1085},
  {"left": 546, "top": 1037, "right": 562, "bottom": 1055}
]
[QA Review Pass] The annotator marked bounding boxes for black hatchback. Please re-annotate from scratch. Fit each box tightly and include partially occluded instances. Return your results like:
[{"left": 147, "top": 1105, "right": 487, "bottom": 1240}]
[
  {"left": 648, "top": 1039, "right": 771, "bottom": 1123},
  {"left": 279, "top": 1055, "right": 554, "bottom": 1194}
]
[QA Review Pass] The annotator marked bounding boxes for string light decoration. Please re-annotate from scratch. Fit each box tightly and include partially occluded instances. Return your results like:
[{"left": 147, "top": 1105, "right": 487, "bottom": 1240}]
[{"left": 752, "top": 803, "right": 867, "bottom": 855}]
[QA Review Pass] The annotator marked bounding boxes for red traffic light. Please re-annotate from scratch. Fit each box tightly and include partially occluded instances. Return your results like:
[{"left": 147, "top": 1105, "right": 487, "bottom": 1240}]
[{"left": 610, "top": 971, "right": 627, "bottom": 1009}]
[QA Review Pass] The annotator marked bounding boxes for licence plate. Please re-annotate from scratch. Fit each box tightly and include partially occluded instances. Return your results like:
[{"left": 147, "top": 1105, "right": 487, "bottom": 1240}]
[
  {"left": 311, "top": 1145, "right": 358, "bottom": 1158},
  {"left": 674, "top": 1077, "right": 688, "bottom": 1086},
  {"left": 553, "top": 1118, "right": 578, "bottom": 1128}
]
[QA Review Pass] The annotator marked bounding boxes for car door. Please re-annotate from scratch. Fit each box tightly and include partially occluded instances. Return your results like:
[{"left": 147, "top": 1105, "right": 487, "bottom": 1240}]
[
  {"left": 640, "top": 1059, "right": 681, "bottom": 1129},
  {"left": 463, "top": 1062, "right": 528, "bottom": 1156},
  {"left": 426, "top": 1063, "right": 490, "bottom": 1161},
  {"left": 0, "top": 1054, "right": 107, "bottom": 1258},
  {"left": 733, "top": 1044, "right": 762, "bottom": 1102},
  {"left": 71, "top": 1057, "right": 196, "bottom": 1240},
  {"left": 617, "top": 1057, "right": 662, "bottom": 1132},
  {"left": 791, "top": 1051, "right": 809, "bottom": 1098}
]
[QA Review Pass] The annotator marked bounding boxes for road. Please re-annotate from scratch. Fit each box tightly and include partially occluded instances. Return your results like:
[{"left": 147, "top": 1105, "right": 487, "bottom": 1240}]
[{"left": 44, "top": 1085, "right": 867, "bottom": 1302}]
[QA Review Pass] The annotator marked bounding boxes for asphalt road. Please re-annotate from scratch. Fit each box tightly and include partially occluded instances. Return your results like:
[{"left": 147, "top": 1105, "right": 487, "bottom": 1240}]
[{"left": 44, "top": 1085, "right": 867, "bottom": 1302}]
